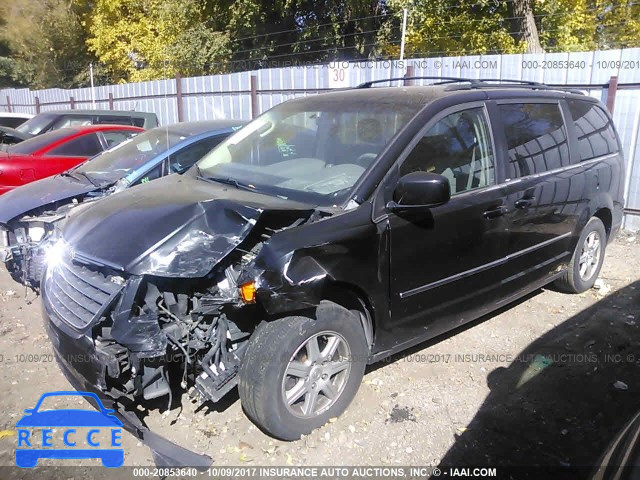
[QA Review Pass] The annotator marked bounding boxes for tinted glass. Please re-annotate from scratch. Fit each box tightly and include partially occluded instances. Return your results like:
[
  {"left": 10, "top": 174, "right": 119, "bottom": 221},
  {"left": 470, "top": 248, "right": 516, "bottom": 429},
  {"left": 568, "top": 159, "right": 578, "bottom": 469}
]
[
  {"left": 7, "top": 128, "right": 74, "bottom": 154},
  {"left": 567, "top": 100, "right": 619, "bottom": 161},
  {"left": 48, "top": 133, "right": 103, "bottom": 156},
  {"left": 133, "top": 162, "right": 165, "bottom": 186},
  {"left": 101, "top": 130, "right": 139, "bottom": 148},
  {"left": 500, "top": 103, "right": 569, "bottom": 179},
  {"left": 75, "top": 128, "right": 185, "bottom": 182},
  {"left": 51, "top": 115, "right": 93, "bottom": 129},
  {"left": 197, "top": 98, "right": 423, "bottom": 206},
  {"left": 0, "top": 117, "right": 29, "bottom": 128},
  {"left": 95, "top": 115, "right": 134, "bottom": 126},
  {"left": 401, "top": 107, "right": 495, "bottom": 194},
  {"left": 167, "top": 135, "right": 226, "bottom": 173},
  {"left": 14, "top": 113, "right": 58, "bottom": 135}
]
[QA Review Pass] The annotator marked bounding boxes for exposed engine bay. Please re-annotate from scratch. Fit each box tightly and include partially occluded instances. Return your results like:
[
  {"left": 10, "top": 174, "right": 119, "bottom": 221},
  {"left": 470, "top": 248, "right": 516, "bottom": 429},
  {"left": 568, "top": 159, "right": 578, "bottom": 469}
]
[
  {"left": 44, "top": 204, "right": 325, "bottom": 408},
  {"left": 92, "top": 246, "right": 262, "bottom": 407}
]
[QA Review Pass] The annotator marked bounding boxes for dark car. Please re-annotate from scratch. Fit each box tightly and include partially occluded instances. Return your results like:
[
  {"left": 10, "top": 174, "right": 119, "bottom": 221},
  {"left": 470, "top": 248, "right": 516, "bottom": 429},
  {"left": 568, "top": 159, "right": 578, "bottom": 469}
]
[
  {"left": 0, "top": 109, "right": 158, "bottom": 146},
  {"left": 40, "top": 79, "right": 624, "bottom": 463},
  {"left": 0, "top": 120, "right": 242, "bottom": 289}
]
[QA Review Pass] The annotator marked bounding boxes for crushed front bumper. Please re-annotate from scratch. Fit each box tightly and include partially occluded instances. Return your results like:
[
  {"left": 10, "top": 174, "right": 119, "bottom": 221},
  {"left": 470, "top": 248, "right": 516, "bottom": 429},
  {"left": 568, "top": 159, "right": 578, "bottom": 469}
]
[{"left": 42, "top": 288, "right": 213, "bottom": 469}]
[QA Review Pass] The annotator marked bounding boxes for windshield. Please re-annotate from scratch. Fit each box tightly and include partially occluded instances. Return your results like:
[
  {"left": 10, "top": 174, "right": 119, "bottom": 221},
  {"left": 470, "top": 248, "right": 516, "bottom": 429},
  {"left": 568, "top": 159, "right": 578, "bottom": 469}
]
[
  {"left": 196, "top": 97, "right": 422, "bottom": 206},
  {"left": 75, "top": 127, "right": 186, "bottom": 182},
  {"left": 8, "top": 128, "right": 74, "bottom": 154},
  {"left": 15, "top": 113, "right": 58, "bottom": 135}
]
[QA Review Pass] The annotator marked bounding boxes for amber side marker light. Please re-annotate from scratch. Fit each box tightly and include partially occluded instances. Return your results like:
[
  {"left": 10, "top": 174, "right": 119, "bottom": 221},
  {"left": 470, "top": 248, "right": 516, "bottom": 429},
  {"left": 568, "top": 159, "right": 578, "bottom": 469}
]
[{"left": 239, "top": 281, "right": 257, "bottom": 304}]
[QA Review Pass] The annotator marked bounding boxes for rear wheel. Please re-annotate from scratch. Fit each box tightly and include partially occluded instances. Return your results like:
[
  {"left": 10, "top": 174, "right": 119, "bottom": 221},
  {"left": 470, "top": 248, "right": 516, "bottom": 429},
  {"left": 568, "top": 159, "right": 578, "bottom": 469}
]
[
  {"left": 238, "top": 313, "right": 367, "bottom": 440},
  {"left": 555, "top": 217, "right": 607, "bottom": 293}
]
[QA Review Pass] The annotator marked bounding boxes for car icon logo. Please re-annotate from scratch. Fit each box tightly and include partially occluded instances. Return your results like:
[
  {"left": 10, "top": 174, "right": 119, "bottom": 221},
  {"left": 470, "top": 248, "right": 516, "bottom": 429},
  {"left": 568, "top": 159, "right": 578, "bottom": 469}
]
[{"left": 15, "top": 391, "right": 124, "bottom": 468}]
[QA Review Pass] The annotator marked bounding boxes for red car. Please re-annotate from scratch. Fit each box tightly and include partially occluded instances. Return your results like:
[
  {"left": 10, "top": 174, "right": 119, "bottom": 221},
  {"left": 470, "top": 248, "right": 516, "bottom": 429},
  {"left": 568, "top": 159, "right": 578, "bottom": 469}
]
[{"left": 0, "top": 125, "right": 143, "bottom": 195}]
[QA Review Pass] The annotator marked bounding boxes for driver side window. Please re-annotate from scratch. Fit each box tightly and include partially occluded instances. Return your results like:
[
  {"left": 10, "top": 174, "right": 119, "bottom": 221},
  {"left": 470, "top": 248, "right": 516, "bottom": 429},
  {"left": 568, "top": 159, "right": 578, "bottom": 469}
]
[
  {"left": 400, "top": 108, "right": 495, "bottom": 195},
  {"left": 167, "top": 136, "right": 225, "bottom": 173}
]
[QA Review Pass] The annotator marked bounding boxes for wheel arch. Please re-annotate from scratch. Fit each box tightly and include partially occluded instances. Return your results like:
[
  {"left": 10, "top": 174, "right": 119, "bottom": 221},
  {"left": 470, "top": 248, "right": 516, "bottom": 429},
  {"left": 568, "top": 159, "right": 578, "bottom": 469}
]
[
  {"left": 593, "top": 207, "right": 613, "bottom": 239},
  {"left": 321, "top": 282, "right": 375, "bottom": 351}
]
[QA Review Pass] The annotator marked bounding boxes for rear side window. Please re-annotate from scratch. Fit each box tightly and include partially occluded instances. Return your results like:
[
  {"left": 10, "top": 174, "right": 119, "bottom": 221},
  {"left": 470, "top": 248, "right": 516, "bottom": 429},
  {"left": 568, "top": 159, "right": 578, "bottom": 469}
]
[
  {"left": 0, "top": 117, "right": 28, "bottom": 128},
  {"left": 96, "top": 115, "right": 134, "bottom": 126},
  {"left": 48, "top": 133, "right": 103, "bottom": 157},
  {"left": 51, "top": 115, "right": 92, "bottom": 129},
  {"left": 101, "top": 130, "right": 139, "bottom": 148},
  {"left": 567, "top": 100, "right": 619, "bottom": 161},
  {"left": 499, "top": 103, "right": 570, "bottom": 179}
]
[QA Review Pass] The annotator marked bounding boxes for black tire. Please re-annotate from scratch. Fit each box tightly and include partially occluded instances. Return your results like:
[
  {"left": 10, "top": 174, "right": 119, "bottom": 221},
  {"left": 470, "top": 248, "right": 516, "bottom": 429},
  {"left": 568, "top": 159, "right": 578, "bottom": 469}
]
[
  {"left": 238, "top": 313, "right": 368, "bottom": 440},
  {"left": 555, "top": 217, "right": 607, "bottom": 293}
]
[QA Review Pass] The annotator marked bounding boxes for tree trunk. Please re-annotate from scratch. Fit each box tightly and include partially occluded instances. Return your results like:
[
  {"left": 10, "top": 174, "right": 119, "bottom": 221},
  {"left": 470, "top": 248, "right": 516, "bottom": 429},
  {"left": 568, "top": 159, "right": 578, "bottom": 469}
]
[{"left": 508, "top": 0, "right": 545, "bottom": 53}]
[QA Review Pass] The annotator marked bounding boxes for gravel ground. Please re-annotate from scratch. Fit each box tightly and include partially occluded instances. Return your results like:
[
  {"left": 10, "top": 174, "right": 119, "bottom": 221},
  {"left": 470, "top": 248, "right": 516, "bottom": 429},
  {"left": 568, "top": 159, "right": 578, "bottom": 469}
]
[{"left": 0, "top": 232, "right": 638, "bottom": 478}]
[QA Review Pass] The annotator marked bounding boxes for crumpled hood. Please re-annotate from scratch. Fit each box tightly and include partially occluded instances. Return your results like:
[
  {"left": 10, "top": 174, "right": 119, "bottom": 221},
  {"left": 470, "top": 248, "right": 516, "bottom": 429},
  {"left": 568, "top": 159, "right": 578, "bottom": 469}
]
[
  {"left": 62, "top": 174, "right": 314, "bottom": 278},
  {"left": 0, "top": 174, "right": 98, "bottom": 225}
]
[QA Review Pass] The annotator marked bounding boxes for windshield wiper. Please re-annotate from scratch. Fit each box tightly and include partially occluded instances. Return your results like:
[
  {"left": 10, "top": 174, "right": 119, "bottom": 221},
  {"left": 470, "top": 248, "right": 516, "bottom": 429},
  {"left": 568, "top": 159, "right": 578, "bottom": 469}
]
[
  {"left": 61, "top": 171, "right": 99, "bottom": 187},
  {"left": 197, "top": 174, "right": 257, "bottom": 192}
]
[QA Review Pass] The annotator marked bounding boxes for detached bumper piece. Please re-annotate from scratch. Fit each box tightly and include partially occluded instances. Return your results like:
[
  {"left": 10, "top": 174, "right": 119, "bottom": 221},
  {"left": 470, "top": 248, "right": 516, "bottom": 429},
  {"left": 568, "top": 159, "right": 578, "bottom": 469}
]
[{"left": 54, "top": 347, "right": 213, "bottom": 469}]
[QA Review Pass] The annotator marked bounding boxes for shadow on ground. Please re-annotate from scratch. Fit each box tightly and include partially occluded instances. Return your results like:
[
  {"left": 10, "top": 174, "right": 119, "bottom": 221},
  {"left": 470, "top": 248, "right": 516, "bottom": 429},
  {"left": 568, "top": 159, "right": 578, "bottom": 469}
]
[{"left": 436, "top": 280, "right": 640, "bottom": 477}]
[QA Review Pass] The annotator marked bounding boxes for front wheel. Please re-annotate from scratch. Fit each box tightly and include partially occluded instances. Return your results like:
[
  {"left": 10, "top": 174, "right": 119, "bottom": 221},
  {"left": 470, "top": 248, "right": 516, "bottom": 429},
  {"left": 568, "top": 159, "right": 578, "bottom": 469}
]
[
  {"left": 555, "top": 217, "right": 607, "bottom": 293},
  {"left": 238, "top": 314, "right": 368, "bottom": 440}
]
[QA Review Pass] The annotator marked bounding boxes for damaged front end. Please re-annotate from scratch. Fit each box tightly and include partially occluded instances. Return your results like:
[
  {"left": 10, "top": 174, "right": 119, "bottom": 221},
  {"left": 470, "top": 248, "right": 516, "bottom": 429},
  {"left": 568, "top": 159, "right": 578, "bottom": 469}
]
[
  {"left": 41, "top": 184, "right": 322, "bottom": 463},
  {"left": 1, "top": 200, "right": 99, "bottom": 289},
  {"left": 1, "top": 211, "right": 62, "bottom": 289}
]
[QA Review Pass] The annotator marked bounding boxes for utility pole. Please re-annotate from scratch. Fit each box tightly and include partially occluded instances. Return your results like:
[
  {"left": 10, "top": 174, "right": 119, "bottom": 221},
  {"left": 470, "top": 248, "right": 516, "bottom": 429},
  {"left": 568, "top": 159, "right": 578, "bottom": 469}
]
[
  {"left": 400, "top": 8, "right": 408, "bottom": 61},
  {"left": 90, "top": 63, "right": 96, "bottom": 108}
]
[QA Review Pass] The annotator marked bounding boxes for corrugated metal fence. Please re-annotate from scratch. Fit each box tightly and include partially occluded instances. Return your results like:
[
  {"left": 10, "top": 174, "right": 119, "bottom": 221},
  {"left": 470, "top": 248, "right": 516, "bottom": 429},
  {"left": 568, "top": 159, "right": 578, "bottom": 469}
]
[{"left": 1, "top": 48, "right": 640, "bottom": 230}]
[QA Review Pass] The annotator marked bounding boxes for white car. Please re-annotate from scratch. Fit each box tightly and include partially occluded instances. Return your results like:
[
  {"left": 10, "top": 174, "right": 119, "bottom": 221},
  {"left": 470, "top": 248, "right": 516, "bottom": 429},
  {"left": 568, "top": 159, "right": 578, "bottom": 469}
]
[{"left": 0, "top": 112, "right": 33, "bottom": 128}]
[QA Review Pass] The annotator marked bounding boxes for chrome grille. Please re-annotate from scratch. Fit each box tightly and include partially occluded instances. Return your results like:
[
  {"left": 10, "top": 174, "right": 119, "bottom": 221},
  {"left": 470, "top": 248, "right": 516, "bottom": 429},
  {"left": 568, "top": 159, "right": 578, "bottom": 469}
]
[{"left": 45, "top": 260, "right": 124, "bottom": 330}]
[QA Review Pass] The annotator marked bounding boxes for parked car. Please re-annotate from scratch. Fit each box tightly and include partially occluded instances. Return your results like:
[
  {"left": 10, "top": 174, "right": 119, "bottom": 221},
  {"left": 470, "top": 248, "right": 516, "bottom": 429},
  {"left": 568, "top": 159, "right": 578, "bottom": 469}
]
[
  {"left": 0, "top": 125, "right": 143, "bottom": 196},
  {"left": 0, "top": 120, "right": 243, "bottom": 288},
  {"left": 0, "top": 112, "right": 33, "bottom": 128},
  {"left": 40, "top": 79, "right": 624, "bottom": 464},
  {"left": 0, "top": 109, "right": 158, "bottom": 146}
]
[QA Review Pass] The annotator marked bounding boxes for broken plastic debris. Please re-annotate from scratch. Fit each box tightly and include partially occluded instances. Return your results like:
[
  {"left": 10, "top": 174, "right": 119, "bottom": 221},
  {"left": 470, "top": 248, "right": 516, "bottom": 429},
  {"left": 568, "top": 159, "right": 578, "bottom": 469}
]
[
  {"left": 593, "top": 279, "right": 612, "bottom": 296},
  {"left": 613, "top": 380, "right": 629, "bottom": 391}
]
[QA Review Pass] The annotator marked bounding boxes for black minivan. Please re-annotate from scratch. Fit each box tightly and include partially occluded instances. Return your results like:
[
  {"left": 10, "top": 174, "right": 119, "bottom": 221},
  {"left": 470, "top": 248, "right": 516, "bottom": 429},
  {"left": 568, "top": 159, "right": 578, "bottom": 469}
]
[{"left": 40, "top": 79, "right": 624, "bottom": 464}]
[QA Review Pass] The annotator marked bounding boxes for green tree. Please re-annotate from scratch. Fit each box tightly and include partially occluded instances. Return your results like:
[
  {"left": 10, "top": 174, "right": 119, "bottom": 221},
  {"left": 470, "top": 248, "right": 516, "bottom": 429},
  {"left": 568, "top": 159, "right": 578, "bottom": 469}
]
[
  {"left": 383, "top": 0, "right": 526, "bottom": 57},
  {"left": 87, "top": 0, "right": 231, "bottom": 81},
  {"left": 0, "top": 0, "right": 94, "bottom": 88}
]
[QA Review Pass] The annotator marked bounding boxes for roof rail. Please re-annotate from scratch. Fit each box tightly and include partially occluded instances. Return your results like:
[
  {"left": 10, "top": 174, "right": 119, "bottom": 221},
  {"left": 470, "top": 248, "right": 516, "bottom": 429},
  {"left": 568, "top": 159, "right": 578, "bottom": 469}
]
[
  {"left": 356, "top": 76, "right": 585, "bottom": 95},
  {"left": 357, "top": 76, "right": 473, "bottom": 88}
]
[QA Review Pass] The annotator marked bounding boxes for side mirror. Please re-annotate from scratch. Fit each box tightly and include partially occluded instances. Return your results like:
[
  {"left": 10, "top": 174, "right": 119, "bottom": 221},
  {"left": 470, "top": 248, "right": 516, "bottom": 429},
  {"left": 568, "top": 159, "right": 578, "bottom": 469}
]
[{"left": 387, "top": 171, "right": 451, "bottom": 213}]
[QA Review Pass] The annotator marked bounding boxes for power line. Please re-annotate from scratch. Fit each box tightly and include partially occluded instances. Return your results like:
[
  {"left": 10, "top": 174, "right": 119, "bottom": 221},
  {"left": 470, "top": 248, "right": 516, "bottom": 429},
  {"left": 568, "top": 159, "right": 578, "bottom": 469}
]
[
  {"left": 231, "top": 28, "right": 384, "bottom": 57},
  {"left": 226, "top": 4, "right": 640, "bottom": 59},
  {"left": 230, "top": 12, "right": 394, "bottom": 45}
]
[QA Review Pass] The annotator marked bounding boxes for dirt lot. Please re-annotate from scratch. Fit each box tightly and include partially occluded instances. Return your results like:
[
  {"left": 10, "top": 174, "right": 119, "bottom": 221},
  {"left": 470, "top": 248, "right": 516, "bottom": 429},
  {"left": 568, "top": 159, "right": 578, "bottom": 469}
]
[{"left": 0, "top": 233, "right": 639, "bottom": 477}]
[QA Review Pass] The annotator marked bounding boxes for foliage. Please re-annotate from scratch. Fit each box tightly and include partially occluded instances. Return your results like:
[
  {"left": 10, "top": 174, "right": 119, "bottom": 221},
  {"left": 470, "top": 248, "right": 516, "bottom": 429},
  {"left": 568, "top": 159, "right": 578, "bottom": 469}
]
[
  {"left": 1, "top": 0, "right": 639, "bottom": 87},
  {"left": 0, "top": 0, "right": 94, "bottom": 88},
  {"left": 87, "top": 0, "right": 233, "bottom": 81}
]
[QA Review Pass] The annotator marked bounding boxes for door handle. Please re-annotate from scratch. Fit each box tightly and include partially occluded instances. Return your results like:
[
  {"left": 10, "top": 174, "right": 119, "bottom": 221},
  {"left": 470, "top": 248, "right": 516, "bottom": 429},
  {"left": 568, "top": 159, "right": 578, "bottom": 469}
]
[
  {"left": 483, "top": 205, "right": 508, "bottom": 219},
  {"left": 514, "top": 196, "right": 536, "bottom": 209}
]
